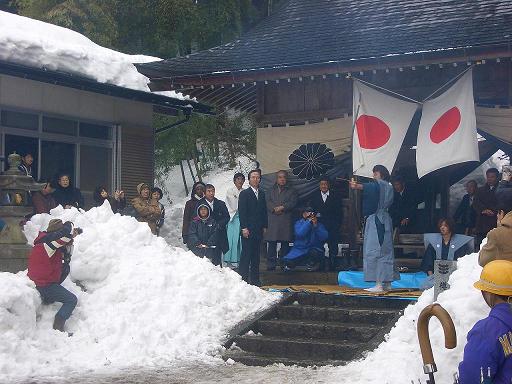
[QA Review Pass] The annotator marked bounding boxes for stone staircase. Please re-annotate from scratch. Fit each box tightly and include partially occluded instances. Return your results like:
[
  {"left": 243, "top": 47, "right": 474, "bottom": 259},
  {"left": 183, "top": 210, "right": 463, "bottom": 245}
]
[{"left": 223, "top": 292, "right": 413, "bottom": 367}]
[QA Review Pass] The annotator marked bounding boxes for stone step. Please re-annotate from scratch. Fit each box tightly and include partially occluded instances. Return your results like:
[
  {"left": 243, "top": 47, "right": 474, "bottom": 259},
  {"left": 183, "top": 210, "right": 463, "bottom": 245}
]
[
  {"left": 223, "top": 349, "right": 347, "bottom": 367},
  {"left": 294, "top": 291, "right": 413, "bottom": 310},
  {"left": 260, "top": 271, "right": 340, "bottom": 286},
  {"left": 275, "top": 304, "right": 398, "bottom": 324},
  {"left": 255, "top": 319, "right": 381, "bottom": 342},
  {"left": 233, "top": 335, "right": 364, "bottom": 361}
]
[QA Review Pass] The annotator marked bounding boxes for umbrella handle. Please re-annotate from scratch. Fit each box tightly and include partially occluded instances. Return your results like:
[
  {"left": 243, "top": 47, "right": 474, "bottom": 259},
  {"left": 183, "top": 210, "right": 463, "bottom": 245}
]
[{"left": 417, "top": 304, "right": 457, "bottom": 374}]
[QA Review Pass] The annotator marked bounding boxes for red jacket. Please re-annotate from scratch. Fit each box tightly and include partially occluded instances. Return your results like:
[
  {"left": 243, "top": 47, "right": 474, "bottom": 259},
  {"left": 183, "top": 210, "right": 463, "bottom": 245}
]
[{"left": 27, "top": 223, "right": 73, "bottom": 287}]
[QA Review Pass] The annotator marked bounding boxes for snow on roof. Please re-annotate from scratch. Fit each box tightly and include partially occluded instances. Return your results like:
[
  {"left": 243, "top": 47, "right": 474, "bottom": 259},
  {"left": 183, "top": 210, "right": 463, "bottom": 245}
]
[{"left": 0, "top": 11, "right": 185, "bottom": 99}]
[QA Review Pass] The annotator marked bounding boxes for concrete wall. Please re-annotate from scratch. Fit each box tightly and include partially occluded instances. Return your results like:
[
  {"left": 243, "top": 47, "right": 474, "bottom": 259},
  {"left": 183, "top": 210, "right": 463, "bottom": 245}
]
[{"left": 0, "top": 74, "right": 153, "bottom": 130}]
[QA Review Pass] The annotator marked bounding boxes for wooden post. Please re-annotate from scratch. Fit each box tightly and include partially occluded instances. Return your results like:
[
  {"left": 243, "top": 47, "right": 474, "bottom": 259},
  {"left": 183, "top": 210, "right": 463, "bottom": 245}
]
[
  {"left": 425, "top": 175, "right": 436, "bottom": 231},
  {"left": 440, "top": 169, "right": 450, "bottom": 218},
  {"left": 186, "top": 157, "right": 197, "bottom": 183},
  {"left": 348, "top": 177, "right": 361, "bottom": 250},
  {"left": 179, "top": 160, "right": 189, "bottom": 196}
]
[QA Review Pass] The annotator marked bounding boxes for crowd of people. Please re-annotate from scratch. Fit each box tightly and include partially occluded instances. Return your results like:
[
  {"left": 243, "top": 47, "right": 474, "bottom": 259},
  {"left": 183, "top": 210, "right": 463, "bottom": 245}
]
[
  {"left": 177, "top": 164, "right": 512, "bottom": 292},
  {"left": 16, "top": 152, "right": 166, "bottom": 236},
  {"left": 181, "top": 169, "right": 347, "bottom": 286}
]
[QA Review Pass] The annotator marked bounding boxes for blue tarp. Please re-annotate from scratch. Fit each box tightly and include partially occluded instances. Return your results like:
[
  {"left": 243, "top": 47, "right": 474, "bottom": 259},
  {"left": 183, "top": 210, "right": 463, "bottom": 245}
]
[{"left": 338, "top": 271, "right": 428, "bottom": 289}]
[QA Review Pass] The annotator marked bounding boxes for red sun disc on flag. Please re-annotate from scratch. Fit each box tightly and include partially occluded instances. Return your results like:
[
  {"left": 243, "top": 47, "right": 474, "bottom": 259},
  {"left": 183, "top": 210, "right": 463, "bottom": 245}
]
[
  {"left": 430, "top": 107, "right": 461, "bottom": 144},
  {"left": 356, "top": 115, "right": 391, "bottom": 149}
]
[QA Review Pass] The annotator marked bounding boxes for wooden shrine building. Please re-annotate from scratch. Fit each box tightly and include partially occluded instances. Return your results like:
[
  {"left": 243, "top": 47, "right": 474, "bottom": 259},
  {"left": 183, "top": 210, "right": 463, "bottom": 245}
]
[{"left": 137, "top": 0, "right": 512, "bottom": 246}]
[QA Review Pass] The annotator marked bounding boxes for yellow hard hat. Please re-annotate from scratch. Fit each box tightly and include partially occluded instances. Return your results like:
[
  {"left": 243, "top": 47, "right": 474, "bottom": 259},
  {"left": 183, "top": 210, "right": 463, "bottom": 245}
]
[{"left": 474, "top": 260, "right": 512, "bottom": 296}]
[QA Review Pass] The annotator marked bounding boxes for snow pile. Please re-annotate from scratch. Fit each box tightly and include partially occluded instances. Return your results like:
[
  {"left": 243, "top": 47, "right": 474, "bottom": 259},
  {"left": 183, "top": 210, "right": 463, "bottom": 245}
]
[
  {"left": 326, "top": 252, "right": 486, "bottom": 383},
  {"left": 0, "top": 11, "right": 185, "bottom": 99},
  {"left": 158, "top": 157, "right": 254, "bottom": 247},
  {"left": 0, "top": 203, "right": 278, "bottom": 382}
]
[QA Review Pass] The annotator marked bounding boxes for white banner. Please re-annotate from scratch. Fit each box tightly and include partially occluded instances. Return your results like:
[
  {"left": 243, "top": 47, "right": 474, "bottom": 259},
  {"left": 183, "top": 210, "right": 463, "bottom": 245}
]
[
  {"left": 352, "top": 81, "right": 418, "bottom": 178},
  {"left": 416, "top": 70, "right": 479, "bottom": 178}
]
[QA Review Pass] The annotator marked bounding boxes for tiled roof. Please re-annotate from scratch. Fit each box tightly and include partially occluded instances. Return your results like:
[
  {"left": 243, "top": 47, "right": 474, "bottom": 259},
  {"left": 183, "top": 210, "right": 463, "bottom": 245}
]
[{"left": 137, "top": 0, "right": 512, "bottom": 79}]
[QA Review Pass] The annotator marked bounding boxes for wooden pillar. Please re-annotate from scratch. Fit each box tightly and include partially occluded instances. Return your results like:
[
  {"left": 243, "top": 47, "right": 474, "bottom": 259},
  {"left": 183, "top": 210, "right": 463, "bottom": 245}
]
[
  {"left": 348, "top": 185, "right": 361, "bottom": 249},
  {"left": 424, "top": 175, "right": 436, "bottom": 231},
  {"left": 508, "top": 60, "right": 512, "bottom": 106},
  {"left": 439, "top": 169, "right": 450, "bottom": 218}
]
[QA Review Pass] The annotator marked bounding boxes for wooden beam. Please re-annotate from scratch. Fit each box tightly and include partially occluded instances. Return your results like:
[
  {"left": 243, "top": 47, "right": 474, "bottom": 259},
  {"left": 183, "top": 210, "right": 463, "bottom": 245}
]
[{"left": 257, "top": 108, "right": 351, "bottom": 125}]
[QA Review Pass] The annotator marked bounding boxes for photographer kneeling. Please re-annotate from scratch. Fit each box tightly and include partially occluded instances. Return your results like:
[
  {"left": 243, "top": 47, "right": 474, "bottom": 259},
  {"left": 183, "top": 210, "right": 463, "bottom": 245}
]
[
  {"left": 27, "top": 219, "right": 81, "bottom": 333},
  {"left": 283, "top": 207, "right": 328, "bottom": 271}
]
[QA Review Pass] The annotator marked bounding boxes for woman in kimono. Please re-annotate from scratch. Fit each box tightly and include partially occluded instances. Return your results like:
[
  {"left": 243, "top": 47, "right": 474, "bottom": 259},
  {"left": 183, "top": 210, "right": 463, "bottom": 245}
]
[
  {"left": 350, "top": 165, "right": 395, "bottom": 293},
  {"left": 223, "top": 173, "right": 245, "bottom": 268}
]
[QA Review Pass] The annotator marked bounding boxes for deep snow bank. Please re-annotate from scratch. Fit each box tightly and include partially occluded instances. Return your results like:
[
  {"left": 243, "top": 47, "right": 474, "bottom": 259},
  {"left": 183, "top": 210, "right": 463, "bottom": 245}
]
[
  {"left": 0, "top": 203, "right": 278, "bottom": 382},
  {"left": 326, "top": 252, "right": 487, "bottom": 383},
  {"left": 0, "top": 11, "right": 185, "bottom": 99}
]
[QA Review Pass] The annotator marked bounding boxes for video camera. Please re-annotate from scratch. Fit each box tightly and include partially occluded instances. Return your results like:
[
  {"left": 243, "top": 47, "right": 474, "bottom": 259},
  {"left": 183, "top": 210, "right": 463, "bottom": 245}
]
[{"left": 74, "top": 227, "right": 83, "bottom": 236}]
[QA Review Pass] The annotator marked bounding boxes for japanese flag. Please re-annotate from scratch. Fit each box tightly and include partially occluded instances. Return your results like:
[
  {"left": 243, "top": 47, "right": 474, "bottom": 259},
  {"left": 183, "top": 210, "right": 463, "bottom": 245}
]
[
  {"left": 416, "top": 70, "right": 479, "bottom": 178},
  {"left": 352, "top": 81, "right": 418, "bottom": 178}
]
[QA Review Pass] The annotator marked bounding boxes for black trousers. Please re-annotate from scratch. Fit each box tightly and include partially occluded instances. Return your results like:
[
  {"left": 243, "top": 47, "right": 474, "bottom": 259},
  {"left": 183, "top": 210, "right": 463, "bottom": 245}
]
[
  {"left": 240, "top": 236, "right": 262, "bottom": 285},
  {"left": 212, "top": 248, "right": 222, "bottom": 266},
  {"left": 266, "top": 241, "right": 291, "bottom": 267}
]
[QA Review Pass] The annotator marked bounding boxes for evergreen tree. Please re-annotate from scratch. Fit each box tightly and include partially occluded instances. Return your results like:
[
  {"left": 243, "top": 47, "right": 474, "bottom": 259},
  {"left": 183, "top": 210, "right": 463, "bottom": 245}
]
[{"left": 14, "top": 0, "right": 117, "bottom": 47}]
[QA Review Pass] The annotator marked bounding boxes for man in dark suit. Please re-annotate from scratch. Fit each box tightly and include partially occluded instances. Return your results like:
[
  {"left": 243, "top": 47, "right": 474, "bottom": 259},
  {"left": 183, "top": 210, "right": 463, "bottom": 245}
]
[
  {"left": 198, "top": 184, "right": 230, "bottom": 266},
  {"left": 389, "top": 176, "right": 418, "bottom": 233},
  {"left": 453, "top": 180, "right": 478, "bottom": 234},
  {"left": 473, "top": 168, "right": 500, "bottom": 249},
  {"left": 238, "top": 170, "right": 268, "bottom": 286},
  {"left": 309, "top": 177, "right": 343, "bottom": 271}
]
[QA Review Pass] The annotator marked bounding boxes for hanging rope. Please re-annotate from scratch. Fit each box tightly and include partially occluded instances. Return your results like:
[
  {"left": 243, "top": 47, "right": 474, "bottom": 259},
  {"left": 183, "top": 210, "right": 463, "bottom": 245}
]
[
  {"left": 421, "top": 64, "right": 475, "bottom": 103},
  {"left": 349, "top": 76, "right": 422, "bottom": 104},
  {"left": 350, "top": 64, "right": 476, "bottom": 106}
]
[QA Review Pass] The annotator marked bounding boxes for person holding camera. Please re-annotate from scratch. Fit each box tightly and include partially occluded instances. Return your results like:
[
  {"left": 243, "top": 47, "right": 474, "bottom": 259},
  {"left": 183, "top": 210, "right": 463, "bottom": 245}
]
[
  {"left": 93, "top": 185, "right": 126, "bottom": 213},
  {"left": 282, "top": 207, "right": 328, "bottom": 271},
  {"left": 27, "top": 219, "right": 81, "bottom": 333}
]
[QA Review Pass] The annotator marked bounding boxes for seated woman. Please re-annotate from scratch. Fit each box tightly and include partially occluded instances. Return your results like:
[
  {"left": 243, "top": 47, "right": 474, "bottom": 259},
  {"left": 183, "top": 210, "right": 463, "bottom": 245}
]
[{"left": 421, "top": 218, "right": 474, "bottom": 276}]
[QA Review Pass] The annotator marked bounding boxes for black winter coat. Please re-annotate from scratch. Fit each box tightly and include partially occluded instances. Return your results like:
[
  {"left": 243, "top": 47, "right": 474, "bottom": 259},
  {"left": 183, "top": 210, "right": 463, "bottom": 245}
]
[
  {"left": 197, "top": 198, "right": 230, "bottom": 253},
  {"left": 187, "top": 217, "right": 218, "bottom": 259},
  {"left": 53, "top": 185, "right": 83, "bottom": 208}
]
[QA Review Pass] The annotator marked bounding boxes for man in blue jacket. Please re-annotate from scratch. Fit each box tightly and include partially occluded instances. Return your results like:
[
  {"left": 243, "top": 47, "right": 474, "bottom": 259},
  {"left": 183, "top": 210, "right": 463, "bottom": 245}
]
[
  {"left": 458, "top": 259, "right": 512, "bottom": 383},
  {"left": 283, "top": 207, "right": 328, "bottom": 271}
]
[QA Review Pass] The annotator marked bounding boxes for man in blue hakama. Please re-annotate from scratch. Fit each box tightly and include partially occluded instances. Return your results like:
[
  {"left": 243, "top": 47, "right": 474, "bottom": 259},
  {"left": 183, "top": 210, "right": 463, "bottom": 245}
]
[{"left": 350, "top": 165, "right": 396, "bottom": 293}]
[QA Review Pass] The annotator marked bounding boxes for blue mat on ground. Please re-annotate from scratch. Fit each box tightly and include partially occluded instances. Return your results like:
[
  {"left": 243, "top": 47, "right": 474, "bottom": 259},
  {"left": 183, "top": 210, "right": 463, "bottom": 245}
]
[{"left": 338, "top": 271, "right": 428, "bottom": 289}]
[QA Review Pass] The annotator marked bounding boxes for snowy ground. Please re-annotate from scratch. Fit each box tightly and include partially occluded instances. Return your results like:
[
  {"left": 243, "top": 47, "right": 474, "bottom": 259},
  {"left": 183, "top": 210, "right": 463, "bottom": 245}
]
[
  {"left": 0, "top": 204, "right": 279, "bottom": 383},
  {"left": 27, "top": 361, "right": 326, "bottom": 384}
]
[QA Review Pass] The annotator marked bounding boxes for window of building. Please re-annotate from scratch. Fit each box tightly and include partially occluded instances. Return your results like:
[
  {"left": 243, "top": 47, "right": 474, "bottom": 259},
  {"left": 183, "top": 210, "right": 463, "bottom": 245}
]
[
  {"left": 80, "top": 145, "right": 112, "bottom": 192},
  {"left": 40, "top": 141, "right": 76, "bottom": 183},
  {"left": 42, "top": 116, "right": 78, "bottom": 136},
  {"left": 79, "top": 122, "right": 112, "bottom": 140},
  {"left": 1, "top": 110, "right": 39, "bottom": 131}
]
